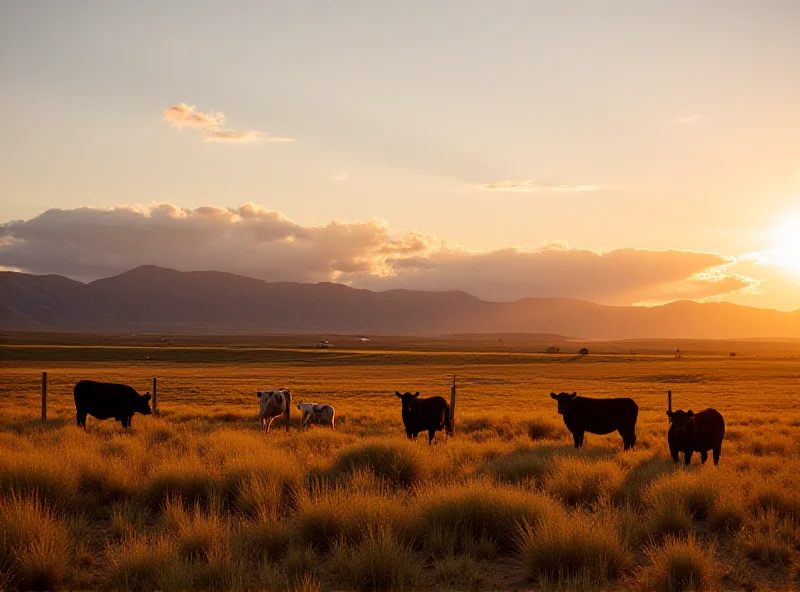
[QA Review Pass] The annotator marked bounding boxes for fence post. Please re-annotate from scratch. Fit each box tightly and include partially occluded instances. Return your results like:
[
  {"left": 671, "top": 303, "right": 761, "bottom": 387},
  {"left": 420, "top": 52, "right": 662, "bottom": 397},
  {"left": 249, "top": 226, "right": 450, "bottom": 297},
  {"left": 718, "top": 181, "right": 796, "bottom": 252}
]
[
  {"left": 449, "top": 375, "right": 456, "bottom": 435},
  {"left": 667, "top": 390, "right": 672, "bottom": 418},
  {"left": 41, "top": 372, "right": 47, "bottom": 422},
  {"left": 152, "top": 377, "right": 158, "bottom": 418}
]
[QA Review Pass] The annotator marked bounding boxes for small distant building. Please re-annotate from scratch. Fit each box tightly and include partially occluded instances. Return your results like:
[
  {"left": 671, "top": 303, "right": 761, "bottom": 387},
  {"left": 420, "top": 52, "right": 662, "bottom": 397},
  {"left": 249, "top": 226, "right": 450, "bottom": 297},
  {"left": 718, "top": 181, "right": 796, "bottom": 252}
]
[
  {"left": 358, "top": 335, "right": 370, "bottom": 343},
  {"left": 316, "top": 339, "right": 333, "bottom": 348},
  {"left": 729, "top": 352, "right": 737, "bottom": 357},
  {"left": 546, "top": 345, "right": 560, "bottom": 354},
  {"left": 579, "top": 347, "right": 589, "bottom": 355}
]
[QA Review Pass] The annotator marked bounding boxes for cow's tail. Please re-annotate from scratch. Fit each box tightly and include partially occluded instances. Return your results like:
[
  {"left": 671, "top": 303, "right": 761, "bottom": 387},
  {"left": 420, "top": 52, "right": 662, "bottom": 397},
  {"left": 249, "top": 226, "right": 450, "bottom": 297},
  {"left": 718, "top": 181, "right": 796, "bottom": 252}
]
[{"left": 444, "top": 403, "right": 453, "bottom": 436}]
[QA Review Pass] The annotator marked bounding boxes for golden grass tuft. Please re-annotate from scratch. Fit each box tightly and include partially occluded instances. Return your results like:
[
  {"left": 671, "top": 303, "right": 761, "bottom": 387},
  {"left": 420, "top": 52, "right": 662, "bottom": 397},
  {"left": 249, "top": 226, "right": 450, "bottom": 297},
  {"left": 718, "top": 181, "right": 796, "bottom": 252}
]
[
  {"left": 329, "top": 439, "right": 428, "bottom": 488},
  {"left": 545, "top": 458, "right": 624, "bottom": 507},
  {"left": 738, "top": 509, "right": 797, "bottom": 567},
  {"left": 516, "top": 512, "right": 630, "bottom": 588},
  {"left": 639, "top": 535, "right": 719, "bottom": 592},
  {"left": 328, "top": 524, "right": 421, "bottom": 592},
  {"left": 414, "top": 481, "right": 562, "bottom": 552},
  {"left": 0, "top": 491, "right": 72, "bottom": 591}
]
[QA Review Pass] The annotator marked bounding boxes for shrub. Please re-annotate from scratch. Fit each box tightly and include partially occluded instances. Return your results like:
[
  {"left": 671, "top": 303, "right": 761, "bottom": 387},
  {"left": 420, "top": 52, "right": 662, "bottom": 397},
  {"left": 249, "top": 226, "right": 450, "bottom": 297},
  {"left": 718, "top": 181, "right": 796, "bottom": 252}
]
[
  {"left": 284, "top": 544, "right": 317, "bottom": 582},
  {"left": 516, "top": 512, "right": 630, "bottom": 588},
  {"left": 639, "top": 535, "right": 719, "bottom": 592},
  {"left": 329, "top": 440, "right": 428, "bottom": 488},
  {"left": 545, "top": 458, "right": 624, "bottom": 507},
  {"left": 233, "top": 519, "right": 290, "bottom": 563}
]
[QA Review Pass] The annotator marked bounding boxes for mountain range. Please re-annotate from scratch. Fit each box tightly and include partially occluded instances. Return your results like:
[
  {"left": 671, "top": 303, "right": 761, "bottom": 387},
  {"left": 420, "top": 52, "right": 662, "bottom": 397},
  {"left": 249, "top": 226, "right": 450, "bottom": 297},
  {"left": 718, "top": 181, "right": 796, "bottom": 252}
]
[{"left": 2, "top": 265, "right": 799, "bottom": 339}]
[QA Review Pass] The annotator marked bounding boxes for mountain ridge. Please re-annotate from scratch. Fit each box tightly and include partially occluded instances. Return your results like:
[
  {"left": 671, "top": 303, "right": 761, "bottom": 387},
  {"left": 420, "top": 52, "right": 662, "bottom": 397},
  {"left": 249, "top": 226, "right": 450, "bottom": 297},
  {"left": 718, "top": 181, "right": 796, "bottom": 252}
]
[{"left": 2, "top": 266, "right": 799, "bottom": 339}]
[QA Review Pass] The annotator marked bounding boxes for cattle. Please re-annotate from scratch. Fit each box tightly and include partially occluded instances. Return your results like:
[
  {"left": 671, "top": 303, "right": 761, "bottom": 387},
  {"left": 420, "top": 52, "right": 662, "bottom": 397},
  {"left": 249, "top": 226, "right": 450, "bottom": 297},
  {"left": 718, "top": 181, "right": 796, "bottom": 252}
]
[
  {"left": 257, "top": 389, "right": 292, "bottom": 432},
  {"left": 74, "top": 380, "right": 152, "bottom": 431},
  {"left": 297, "top": 401, "right": 336, "bottom": 429},
  {"left": 550, "top": 392, "right": 639, "bottom": 450},
  {"left": 396, "top": 391, "right": 452, "bottom": 445},
  {"left": 667, "top": 408, "right": 725, "bottom": 465}
]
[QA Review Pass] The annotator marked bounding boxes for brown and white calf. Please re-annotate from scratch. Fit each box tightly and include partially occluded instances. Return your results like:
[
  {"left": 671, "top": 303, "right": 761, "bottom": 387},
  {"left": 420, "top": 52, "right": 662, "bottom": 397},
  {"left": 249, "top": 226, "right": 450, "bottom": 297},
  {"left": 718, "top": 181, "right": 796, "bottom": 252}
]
[
  {"left": 257, "top": 389, "right": 292, "bottom": 432},
  {"left": 297, "top": 401, "right": 336, "bottom": 429}
]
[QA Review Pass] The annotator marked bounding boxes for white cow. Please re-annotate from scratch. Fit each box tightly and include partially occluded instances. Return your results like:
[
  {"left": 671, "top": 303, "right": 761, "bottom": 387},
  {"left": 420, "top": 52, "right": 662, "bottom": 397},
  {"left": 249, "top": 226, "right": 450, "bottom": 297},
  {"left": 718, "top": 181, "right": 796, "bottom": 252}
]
[
  {"left": 297, "top": 400, "right": 336, "bottom": 429},
  {"left": 257, "top": 389, "right": 292, "bottom": 432}
]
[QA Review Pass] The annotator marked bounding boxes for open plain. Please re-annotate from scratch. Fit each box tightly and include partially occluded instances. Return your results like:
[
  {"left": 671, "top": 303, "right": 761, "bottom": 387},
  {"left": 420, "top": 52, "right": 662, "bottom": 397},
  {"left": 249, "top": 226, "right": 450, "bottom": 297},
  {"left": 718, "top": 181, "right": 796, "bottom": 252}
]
[{"left": 1, "top": 335, "right": 799, "bottom": 591}]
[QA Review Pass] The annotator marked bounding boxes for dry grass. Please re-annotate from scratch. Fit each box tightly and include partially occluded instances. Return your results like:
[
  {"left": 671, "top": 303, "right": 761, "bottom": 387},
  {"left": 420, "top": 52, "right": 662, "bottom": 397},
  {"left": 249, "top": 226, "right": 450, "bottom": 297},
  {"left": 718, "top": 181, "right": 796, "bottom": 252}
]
[{"left": 0, "top": 346, "right": 798, "bottom": 590}]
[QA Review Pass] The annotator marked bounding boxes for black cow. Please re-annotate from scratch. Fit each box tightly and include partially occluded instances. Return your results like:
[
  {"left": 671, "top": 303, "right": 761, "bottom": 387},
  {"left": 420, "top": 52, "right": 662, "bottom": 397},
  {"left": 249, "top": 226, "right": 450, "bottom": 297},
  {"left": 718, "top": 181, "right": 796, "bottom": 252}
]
[
  {"left": 396, "top": 391, "right": 452, "bottom": 445},
  {"left": 550, "top": 392, "right": 638, "bottom": 450},
  {"left": 667, "top": 408, "right": 725, "bottom": 465},
  {"left": 74, "top": 380, "right": 152, "bottom": 431}
]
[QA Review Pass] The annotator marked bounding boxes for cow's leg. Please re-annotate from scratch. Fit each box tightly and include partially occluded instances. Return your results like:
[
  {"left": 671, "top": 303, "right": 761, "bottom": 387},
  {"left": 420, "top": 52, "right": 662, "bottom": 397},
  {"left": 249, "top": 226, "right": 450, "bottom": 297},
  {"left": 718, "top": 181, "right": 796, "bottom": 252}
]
[
  {"left": 77, "top": 410, "right": 88, "bottom": 431},
  {"left": 683, "top": 451, "right": 693, "bottom": 466},
  {"left": 128, "top": 416, "right": 133, "bottom": 429},
  {"left": 572, "top": 431, "right": 582, "bottom": 448},
  {"left": 266, "top": 416, "right": 275, "bottom": 433},
  {"left": 700, "top": 451, "right": 709, "bottom": 464},
  {"left": 669, "top": 445, "right": 680, "bottom": 463},
  {"left": 428, "top": 429, "right": 436, "bottom": 445},
  {"left": 622, "top": 430, "right": 636, "bottom": 450},
  {"left": 712, "top": 445, "right": 721, "bottom": 466}
]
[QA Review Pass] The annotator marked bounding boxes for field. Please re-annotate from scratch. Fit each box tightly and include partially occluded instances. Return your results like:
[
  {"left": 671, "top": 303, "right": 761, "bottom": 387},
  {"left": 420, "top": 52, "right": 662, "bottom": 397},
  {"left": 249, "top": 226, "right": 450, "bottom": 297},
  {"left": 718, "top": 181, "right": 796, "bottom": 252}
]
[{"left": 1, "top": 336, "right": 799, "bottom": 591}]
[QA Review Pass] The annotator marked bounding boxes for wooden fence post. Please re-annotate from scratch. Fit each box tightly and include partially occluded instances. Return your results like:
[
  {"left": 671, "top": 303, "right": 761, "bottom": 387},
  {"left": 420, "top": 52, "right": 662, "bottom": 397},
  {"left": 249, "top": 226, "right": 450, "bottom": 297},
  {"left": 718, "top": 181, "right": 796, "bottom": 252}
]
[
  {"left": 152, "top": 377, "right": 158, "bottom": 418},
  {"left": 667, "top": 390, "right": 672, "bottom": 418},
  {"left": 449, "top": 375, "right": 457, "bottom": 435},
  {"left": 41, "top": 372, "right": 47, "bottom": 422}
]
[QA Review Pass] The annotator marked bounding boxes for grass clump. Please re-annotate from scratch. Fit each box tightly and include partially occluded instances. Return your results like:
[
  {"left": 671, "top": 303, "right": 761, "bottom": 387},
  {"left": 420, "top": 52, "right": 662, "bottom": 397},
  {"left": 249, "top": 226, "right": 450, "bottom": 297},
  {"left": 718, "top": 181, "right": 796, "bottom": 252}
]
[
  {"left": 738, "top": 509, "right": 797, "bottom": 566},
  {"left": 644, "top": 471, "right": 719, "bottom": 521},
  {"left": 639, "top": 535, "right": 719, "bottom": 592},
  {"left": 516, "top": 512, "right": 630, "bottom": 588},
  {"left": 432, "top": 553, "right": 483, "bottom": 589},
  {"left": 545, "top": 458, "right": 624, "bottom": 507},
  {"left": 329, "top": 440, "right": 428, "bottom": 488},
  {"left": 329, "top": 525, "right": 420, "bottom": 592},
  {"left": 293, "top": 487, "right": 408, "bottom": 551},
  {"left": 162, "top": 496, "right": 228, "bottom": 563},
  {"left": 0, "top": 491, "right": 71, "bottom": 591},
  {"left": 525, "top": 416, "right": 562, "bottom": 441},
  {"left": 415, "top": 481, "right": 562, "bottom": 552},
  {"left": 484, "top": 447, "right": 554, "bottom": 485},
  {"left": 104, "top": 534, "right": 177, "bottom": 591}
]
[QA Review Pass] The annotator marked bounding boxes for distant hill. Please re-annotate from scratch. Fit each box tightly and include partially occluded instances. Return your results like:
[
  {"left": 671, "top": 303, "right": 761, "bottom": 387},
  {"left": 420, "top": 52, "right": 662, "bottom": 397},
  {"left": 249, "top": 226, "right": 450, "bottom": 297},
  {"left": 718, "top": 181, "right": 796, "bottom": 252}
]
[{"left": 2, "top": 265, "right": 799, "bottom": 339}]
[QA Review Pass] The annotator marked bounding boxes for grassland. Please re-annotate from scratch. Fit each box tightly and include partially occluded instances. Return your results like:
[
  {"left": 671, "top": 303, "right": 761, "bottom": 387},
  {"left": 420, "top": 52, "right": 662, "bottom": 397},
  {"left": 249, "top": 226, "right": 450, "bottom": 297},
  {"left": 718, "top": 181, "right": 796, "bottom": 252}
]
[{"left": 1, "top": 336, "right": 799, "bottom": 590}]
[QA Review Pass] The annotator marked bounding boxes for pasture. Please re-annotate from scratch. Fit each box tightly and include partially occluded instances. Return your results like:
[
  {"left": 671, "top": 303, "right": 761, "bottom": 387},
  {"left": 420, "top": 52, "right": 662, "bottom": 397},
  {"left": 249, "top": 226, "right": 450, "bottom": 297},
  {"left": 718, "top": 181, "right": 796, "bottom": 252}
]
[{"left": 1, "top": 338, "right": 799, "bottom": 591}]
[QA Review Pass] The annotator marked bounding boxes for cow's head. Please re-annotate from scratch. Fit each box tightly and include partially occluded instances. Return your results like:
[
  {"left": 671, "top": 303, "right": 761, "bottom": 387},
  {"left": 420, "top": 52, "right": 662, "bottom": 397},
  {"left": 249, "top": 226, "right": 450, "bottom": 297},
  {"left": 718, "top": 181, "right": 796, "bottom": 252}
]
[
  {"left": 666, "top": 409, "right": 694, "bottom": 434},
  {"left": 138, "top": 392, "right": 153, "bottom": 415},
  {"left": 297, "top": 400, "right": 306, "bottom": 410},
  {"left": 550, "top": 392, "right": 577, "bottom": 414},
  {"left": 395, "top": 391, "right": 419, "bottom": 412}
]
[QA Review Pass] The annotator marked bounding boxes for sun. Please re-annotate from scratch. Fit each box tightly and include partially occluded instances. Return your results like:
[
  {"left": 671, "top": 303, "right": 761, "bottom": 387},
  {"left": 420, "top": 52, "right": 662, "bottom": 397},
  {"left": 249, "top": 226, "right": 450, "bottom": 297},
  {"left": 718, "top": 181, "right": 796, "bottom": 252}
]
[{"left": 769, "top": 217, "right": 800, "bottom": 274}]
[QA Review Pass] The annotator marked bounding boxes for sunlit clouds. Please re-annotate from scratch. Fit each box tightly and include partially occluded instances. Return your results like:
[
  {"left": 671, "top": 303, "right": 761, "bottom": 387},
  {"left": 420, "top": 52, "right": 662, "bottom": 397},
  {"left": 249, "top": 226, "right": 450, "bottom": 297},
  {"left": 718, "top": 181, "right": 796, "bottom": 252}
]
[
  {"left": 0, "top": 202, "right": 764, "bottom": 307},
  {"left": 331, "top": 173, "right": 348, "bottom": 181},
  {"left": 162, "top": 103, "right": 294, "bottom": 144},
  {"left": 479, "top": 181, "right": 605, "bottom": 193}
]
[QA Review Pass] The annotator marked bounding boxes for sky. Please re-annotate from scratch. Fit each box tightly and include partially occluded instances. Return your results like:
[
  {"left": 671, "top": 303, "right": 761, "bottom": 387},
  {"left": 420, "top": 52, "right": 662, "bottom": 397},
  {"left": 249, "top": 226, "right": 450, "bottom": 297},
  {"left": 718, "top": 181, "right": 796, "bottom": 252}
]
[{"left": 1, "top": 1, "right": 799, "bottom": 310}]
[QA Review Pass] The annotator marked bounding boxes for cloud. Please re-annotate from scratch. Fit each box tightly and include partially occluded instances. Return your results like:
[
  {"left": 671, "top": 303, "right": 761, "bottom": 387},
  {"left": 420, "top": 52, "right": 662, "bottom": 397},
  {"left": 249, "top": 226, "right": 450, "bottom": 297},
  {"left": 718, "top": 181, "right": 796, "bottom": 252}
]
[
  {"left": 479, "top": 180, "right": 605, "bottom": 193},
  {"left": 674, "top": 113, "right": 703, "bottom": 124},
  {"left": 162, "top": 104, "right": 225, "bottom": 129},
  {"left": 162, "top": 103, "right": 293, "bottom": 144},
  {"left": 0, "top": 203, "right": 761, "bottom": 307},
  {"left": 331, "top": 173, "right": 348, "bottom": 181}
]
